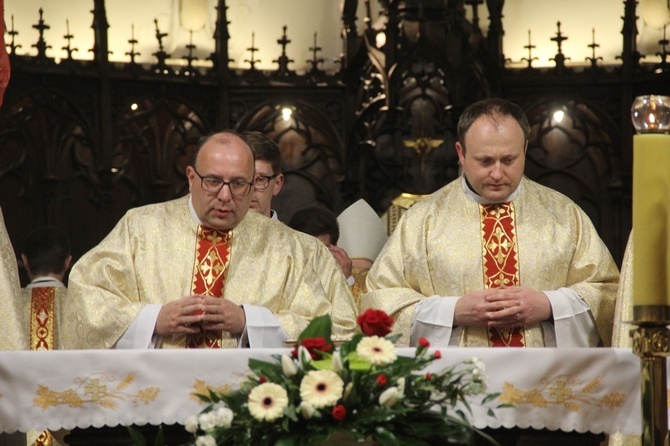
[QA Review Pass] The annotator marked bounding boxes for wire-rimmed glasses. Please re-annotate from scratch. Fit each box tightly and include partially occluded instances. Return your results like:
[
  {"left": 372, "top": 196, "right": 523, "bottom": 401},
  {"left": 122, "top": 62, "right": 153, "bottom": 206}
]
[{"left": 193, "top": 167, "right": 254, "bottom": 196}]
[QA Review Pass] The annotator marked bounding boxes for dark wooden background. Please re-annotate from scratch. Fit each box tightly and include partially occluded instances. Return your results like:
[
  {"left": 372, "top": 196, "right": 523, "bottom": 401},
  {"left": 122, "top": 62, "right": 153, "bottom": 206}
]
[{"left": 1, "top": 0, "right": 669, "bottom": 285}]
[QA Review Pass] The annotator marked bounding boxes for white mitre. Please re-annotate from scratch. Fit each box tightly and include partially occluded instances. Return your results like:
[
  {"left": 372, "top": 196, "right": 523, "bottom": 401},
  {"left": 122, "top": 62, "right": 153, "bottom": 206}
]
[{"left": 337, "top": 199, "right": 388, "bottom": 262}]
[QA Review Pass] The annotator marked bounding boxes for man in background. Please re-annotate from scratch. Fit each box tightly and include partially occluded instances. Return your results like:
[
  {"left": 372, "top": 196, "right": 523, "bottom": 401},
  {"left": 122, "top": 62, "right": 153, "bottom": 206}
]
[
  {"left": 288, "top": 206, "right": 363, "bottom": 301},
  {"left": 20, "top": 226, "right": 72, "bottom": 350},
  {"left": 336, "top": 199, "right": 388, "bottom": 298},
  {"left": 244, "top": 131, "right": 284, "bottom": 220}
]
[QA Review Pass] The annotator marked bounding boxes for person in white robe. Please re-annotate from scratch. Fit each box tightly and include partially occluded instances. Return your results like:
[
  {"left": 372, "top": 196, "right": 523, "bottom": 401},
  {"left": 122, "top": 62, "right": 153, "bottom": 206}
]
[
  {"left": 362, "top": 98, "right": 619, "bottom": 349},
  {"left": 63, "top": 131, "right": 358, "bottom": 350}
]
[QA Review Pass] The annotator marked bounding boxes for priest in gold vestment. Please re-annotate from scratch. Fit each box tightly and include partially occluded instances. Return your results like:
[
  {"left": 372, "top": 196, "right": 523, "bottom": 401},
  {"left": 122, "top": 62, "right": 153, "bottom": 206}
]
[
  {"left": 0, "top": 207, "right": 23, "bottom": 350},
  {"left": 362, "top": 98, "right": 618, "bottom": 348},
  {"left": 63, "top": 131, "right": 358, "bottom": 350}
]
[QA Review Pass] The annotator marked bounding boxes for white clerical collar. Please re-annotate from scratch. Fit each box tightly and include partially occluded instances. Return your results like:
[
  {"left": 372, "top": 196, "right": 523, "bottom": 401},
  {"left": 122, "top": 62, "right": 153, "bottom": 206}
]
[
  {"left": 270, "top": 209, "right": 279, "bottom": 221},
  {"left": 461, "top": 176, "right": 522, "bottom": 205},
  {"left": 188, "top": 195, "right": 205, "bottom": 225},
  {"left": 27, "top": 276, "right": 65, "bottom": 289}
]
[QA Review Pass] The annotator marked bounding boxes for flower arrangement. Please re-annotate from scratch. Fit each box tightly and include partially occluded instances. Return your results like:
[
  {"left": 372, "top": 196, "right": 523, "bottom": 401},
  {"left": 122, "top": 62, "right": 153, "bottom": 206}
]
[{"left": 185, "top": 309, "right": 499, "bottom": 446}]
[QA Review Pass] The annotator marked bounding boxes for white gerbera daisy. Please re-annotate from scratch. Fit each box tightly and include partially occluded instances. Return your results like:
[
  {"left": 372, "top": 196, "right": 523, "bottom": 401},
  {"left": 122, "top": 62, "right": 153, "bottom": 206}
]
[
  {"left": 195, "top": 435, "right": 216, "bottom": 446},
  {"left": 356, "top": 336, "right": 397, "bottom": 366},
  {"left": 184, "top": 415, "right": 199, "bottom": 433},
  {"left": 299, "top": 370, "right": 344, "bottom": 409},
  {"left": 248, "top": 382, "right": 289, "bottom": 422}
]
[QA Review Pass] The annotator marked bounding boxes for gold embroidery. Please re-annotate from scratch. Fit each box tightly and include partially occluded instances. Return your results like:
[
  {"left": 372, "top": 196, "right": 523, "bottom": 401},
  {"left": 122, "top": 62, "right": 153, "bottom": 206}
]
[
  {"left": 30, "top": 287, "right": 56, "bottom": 351},
  {"left": 191, "top": 379, "right": 234, "bottom": 402},
  {"left": 498, "top": 374, "right": 626, "bottom": 412},
  {"left": 33, "top": 372, "right": 159, "bottom": 410},
  {"left": 34, "top": 430, "right": 53, "bottom": 446}
]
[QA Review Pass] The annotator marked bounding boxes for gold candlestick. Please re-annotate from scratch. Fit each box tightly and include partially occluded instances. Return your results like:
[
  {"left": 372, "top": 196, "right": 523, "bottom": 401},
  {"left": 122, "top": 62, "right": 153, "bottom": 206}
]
[
  {"left": 632, "top": 307, "right": 670, "bottom": 446},
  {"left": 631, "top": 95, "right": 670, "bottom": 446}
]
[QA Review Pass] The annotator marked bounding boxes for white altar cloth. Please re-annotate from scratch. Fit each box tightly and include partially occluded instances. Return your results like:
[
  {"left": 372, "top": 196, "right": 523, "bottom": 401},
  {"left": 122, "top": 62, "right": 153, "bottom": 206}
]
[{"left": 0, "top": 348, "right": 643, "bottom": 435}]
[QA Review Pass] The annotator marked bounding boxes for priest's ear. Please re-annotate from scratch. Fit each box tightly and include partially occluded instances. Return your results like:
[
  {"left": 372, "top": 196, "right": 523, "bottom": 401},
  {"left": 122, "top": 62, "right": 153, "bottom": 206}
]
[{"left": 273, "top": 173, "right": 285, "bottom": 197}]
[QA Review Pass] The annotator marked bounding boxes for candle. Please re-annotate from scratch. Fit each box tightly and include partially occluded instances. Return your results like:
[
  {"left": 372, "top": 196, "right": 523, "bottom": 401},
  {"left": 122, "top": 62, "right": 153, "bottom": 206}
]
[{"left": 631, "top": 95, "right": 670, "bottom": 306}]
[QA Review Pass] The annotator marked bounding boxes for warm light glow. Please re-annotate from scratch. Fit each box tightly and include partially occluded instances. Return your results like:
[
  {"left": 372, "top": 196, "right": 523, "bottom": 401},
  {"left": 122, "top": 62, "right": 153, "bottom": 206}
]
[
  {"left": 631, "top": 95, "right": 670, "bottom": 133},
  {"left": 552, "top": 110, "right": 565, "bottom": 123},
  {"left": 639, "top": 0, "right": 670, "bottom": 30},
  {"left": 179, "top": 0, "right": 208, "bottom": 31},
  {"left": 375, "top": 32, "right": 386, "bottom": 48},
  {"left": 282, "top": 108, "right": 293, "bottom": 121},
  {"left": 130, "top": 103, "right": 139, "bottom": 111}
]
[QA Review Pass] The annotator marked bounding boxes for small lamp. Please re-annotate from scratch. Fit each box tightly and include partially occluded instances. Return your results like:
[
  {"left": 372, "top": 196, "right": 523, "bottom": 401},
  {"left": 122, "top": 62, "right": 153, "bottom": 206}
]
[{"left": 631, "top": 95, "right": 670, "bottom": 134}]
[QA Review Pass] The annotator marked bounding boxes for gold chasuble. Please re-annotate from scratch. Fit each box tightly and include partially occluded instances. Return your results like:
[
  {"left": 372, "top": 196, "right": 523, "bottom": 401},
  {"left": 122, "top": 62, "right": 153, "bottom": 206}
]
[
  {"left": 480, "top": 203, "right": 524, "bottom": 347},
  {"left": 0, "top": 207, "right": 24, "bottom": 350},
  {"left": 362, "top": 177, "right": 618, "bottom": 347},
  {"left": 63, "top": 196, "right": 358, "bottom": 350},
  {"left": 187, "top": 227, "right": 231, "bottom": 348}
]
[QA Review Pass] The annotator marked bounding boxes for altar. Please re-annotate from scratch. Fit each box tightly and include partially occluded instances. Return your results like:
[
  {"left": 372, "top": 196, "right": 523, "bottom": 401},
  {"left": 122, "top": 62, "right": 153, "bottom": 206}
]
[{"left": 0, "top": 348, "right": 645, "bottom": 440}]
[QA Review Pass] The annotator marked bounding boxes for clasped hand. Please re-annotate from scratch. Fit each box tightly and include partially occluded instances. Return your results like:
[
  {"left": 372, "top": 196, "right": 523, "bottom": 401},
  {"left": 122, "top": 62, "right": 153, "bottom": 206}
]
[
  {"left": 454, "top": 286, "right": 551, "bottom": 329},
  {"left": 155, "top": 295, "right": 246, "bottom": 337}
]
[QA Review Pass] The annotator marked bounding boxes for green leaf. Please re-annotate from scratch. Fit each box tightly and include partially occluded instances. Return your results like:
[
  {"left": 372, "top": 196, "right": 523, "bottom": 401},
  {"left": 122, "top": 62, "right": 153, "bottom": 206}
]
[
  {"left": 482, "top": 392, "right": 501, "bottom": 404},
  {"left": 344, "top": 352, "right": 372, "bottom": 371},
  {"left": 126, "top": 426, "right": 146, "bottom": 446},
  {"left": 153, "top": 426, "right": 165, "bottom": 446},
  {"left": 298, "top": 314, "right": 332, "bottom": 342},
  {"left": 374, "top": 426, "right": 400, "bottom": 446}
]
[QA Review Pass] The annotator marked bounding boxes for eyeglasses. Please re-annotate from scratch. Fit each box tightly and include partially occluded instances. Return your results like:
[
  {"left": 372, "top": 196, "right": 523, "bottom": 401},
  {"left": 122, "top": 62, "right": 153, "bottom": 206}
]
[
  {"left": 254, "top": 174, "right": 279, "bottom": 191},
  {"left": 192, "top": 167, "right": 254, "bottom": 196}
]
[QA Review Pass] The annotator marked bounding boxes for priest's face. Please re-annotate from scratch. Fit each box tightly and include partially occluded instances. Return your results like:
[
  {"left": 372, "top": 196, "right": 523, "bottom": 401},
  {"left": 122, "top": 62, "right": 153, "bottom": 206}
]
[
  {"left": 187, "top": 133, "right": 255, "bottom": 230},
  {"left": 455, "top": 114, "right": 528, "bottom": 203}
]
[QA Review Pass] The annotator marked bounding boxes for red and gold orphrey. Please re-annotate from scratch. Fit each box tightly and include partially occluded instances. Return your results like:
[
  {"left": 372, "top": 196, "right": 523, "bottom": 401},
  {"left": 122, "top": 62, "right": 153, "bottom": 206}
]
[
  {"left": 186, "top": 226, "right": 232, "bottom": 348},
  {"left": 30, "top": 287, "right": 56, "bottom": 445},
  {"left": 480, "top": 203, "right": 524, "bottom": 347},
  {"left": 30, "top": 287, "right": 56, "bottom": 351}
]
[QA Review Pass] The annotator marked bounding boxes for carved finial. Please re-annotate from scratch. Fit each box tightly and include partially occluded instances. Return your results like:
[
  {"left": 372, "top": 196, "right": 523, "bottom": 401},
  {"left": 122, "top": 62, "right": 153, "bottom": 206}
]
[
  {"left": 31, "top": 8, "right": 53, "bottom": 62},
  {"left": 585, "top": 28, "right": 603, "bottom": 70},
  {"left": 182, "top": 30, "right": 199, "bottom": 76},
  {"left": 550, "top": 21, "right": 571, "bottom": 72},
  {"left": 244, "top": 32, "right": 261, "bottom": 70},
  {"left": 125, "top": 24, "right": 141, "bottom": 64},
  {"left": 521, "top": 30, "right": 538, "bottom": 69},
  {"left": 154, "top": 18, "right": 168, "bottom": 50},
  {"left": 307, "top": 32, "right": 324, "bottom": 74},
  {"left": 61, "top": 19, "right": 78, "bottom": 60},
  {"left": 152, "top": 18, "right": 172, "bottom": 74},
  {"left": 273, "top": 25, "right": 295, "bottom": 76},
  {"left": 654, "top": 25, "right": 669, "bottom": 73},
  {"left": 8, "top": 15, "right": 22, "bottom": 55}
]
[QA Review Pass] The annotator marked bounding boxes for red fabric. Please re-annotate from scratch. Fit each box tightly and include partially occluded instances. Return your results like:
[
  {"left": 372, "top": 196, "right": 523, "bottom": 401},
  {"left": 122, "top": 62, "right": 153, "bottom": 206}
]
[
  {"left": 186, "top": 226, "right": 231, "bottom": 348},
  {"left": 0, "top": 0, "right": 10, "bottom": 108},
  {"left": 480, "top": 203, "right": 525, "bottom": 347},
  {"left": 30, "top": 287, "right": 56, "bottom": 351}
]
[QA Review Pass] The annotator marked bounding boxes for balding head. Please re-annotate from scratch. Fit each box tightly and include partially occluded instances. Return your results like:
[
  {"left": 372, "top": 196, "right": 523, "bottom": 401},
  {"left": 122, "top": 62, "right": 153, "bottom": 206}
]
[{"left": 187, "top": 131, "right": 255, "bottom": 230}]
